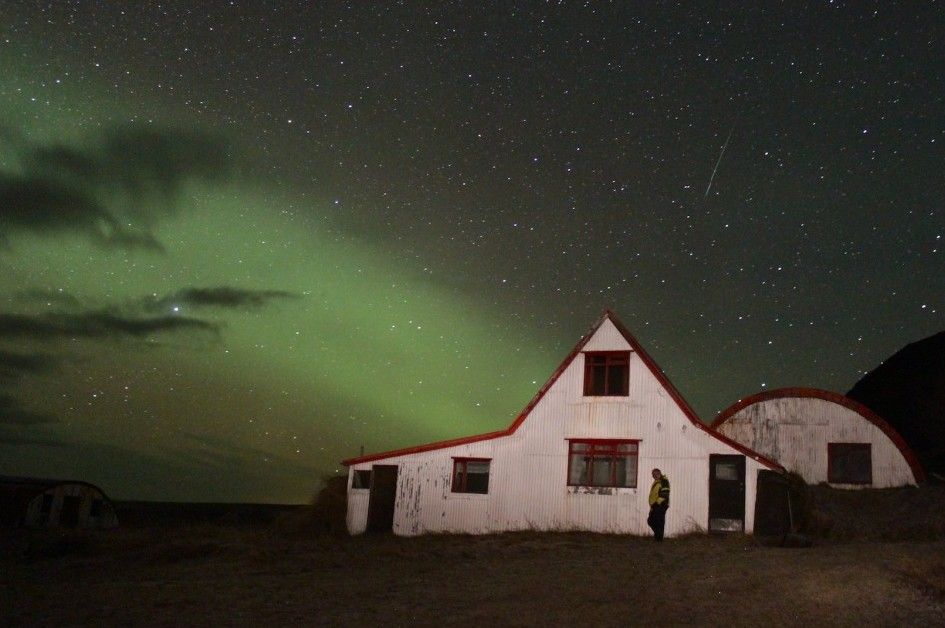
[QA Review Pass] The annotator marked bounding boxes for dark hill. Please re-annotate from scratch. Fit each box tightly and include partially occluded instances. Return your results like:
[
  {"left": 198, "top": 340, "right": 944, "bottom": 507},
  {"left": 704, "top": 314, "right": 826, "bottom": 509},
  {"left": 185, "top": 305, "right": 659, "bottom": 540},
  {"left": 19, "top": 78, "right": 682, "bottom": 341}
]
[{"left": 847, "top": 331, "right": 945, "bottom": 481}]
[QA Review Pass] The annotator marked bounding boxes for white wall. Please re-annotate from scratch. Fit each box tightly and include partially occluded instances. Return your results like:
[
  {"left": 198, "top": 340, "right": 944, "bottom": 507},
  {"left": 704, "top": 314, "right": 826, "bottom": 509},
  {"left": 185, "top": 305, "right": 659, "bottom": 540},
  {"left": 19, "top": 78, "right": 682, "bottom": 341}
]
[
  {"left": 716, "top": 396, "right": 917, "bottom": 487},
  {"left": 347, "top": 317, "right": 772, "bottom": 536}
]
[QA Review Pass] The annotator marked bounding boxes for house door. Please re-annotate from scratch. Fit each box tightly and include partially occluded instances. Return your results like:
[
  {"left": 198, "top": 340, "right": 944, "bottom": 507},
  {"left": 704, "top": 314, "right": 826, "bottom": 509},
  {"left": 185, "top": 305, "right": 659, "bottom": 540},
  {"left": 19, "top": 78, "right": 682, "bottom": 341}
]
[
  {"left": 708, "top": 454, "right": 745, "bottom": 532},
  {"left": 366, "top": 465, "right": 398, "bottom": 533}
]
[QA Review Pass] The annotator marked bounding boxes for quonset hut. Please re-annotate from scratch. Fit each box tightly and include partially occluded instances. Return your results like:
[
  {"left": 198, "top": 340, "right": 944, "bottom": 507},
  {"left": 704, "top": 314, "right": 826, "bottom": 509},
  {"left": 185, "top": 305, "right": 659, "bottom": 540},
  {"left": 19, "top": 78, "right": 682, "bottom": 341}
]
[
  {"left": 0, "top": 476, "right": 118, "bottom": 528},
  {"left": 711, "top": 388, "right": 924, "bottom": 488},
  {"left": 342, "top": 311, "right": 783, "bottom": 537}
]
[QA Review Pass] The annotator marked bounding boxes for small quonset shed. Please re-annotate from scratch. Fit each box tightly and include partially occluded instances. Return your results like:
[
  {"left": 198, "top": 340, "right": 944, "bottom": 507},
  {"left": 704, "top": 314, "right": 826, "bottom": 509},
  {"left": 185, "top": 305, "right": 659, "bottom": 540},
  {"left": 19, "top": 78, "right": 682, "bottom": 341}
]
[
  {"left": 0, "top": 476, "right": 118, "bottom": 528},
  {"left": 711, "top": 388, "right": 924, "bottom": 488}
]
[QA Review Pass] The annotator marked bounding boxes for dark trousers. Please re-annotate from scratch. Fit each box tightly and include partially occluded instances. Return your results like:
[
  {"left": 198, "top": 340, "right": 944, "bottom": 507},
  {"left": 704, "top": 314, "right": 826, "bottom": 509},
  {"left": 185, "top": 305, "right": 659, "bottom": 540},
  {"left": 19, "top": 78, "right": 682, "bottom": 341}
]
[{"left": 647, "top": 504, "right": 668, "bottom": 541}]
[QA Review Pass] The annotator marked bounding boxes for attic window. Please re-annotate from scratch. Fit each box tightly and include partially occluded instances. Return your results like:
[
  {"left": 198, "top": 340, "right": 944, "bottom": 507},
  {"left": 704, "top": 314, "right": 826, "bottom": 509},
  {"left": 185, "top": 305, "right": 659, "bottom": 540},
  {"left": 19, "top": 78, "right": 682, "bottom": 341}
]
[
  {"left": 828, "top": 443, "right": 872, "bottom": 485},
  {"left": 583, "top": 352, "right": 630, "bottom": 396},
  {"left": 568, "top": 439, "right": 639, "bottom": 488},
  {"left": 452, "top": 458, "right": 490, "bottom": 494},
  {"left": 351, "top": 470, "right": 372, "bottom": 490}
]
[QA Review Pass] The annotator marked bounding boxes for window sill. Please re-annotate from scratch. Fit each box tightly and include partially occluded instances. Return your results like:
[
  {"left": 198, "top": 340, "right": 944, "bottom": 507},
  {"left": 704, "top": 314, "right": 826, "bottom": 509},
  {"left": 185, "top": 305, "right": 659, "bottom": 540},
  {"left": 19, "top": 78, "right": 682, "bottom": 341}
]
[
  {"left": 448, "top": 492, "right": 491, "bottom": 500},
  {"left": 567, "top": 486, "right": 638, "bottom": 496}
]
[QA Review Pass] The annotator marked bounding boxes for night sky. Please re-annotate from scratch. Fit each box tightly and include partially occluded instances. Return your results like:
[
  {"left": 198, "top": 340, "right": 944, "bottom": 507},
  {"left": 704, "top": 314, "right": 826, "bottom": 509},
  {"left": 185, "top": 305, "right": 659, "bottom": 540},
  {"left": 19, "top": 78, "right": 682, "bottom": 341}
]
[{"left": 1, "top": 2, "right": 943, "bottom": 503}]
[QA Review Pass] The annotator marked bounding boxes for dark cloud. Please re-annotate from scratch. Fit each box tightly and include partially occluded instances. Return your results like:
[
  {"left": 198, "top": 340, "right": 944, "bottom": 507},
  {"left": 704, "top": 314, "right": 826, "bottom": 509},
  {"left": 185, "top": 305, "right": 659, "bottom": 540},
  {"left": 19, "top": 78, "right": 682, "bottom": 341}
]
[
  {"left": 0, "top": 394, "right": 57, "bottom": 425},
  {"left": 0, "top": 126, "right": 230, "bottom": 250},
  {"left": 13, "top": 289, "right": 82, "bottom": 308},
  {"left": 0, "top": 310, "right": 218, "bottom": 340},
  {"left": 0, "top": 349, "right": 57, "bottom": 380},
  {"left": 143, "top": 287, "right": 299, "bottom": 312}
]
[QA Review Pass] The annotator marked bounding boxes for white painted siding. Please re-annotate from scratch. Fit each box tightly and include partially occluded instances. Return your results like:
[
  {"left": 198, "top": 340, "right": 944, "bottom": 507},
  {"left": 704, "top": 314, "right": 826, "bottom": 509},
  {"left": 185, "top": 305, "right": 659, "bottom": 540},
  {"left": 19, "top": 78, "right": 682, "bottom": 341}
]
[
  {"left": 347, "top": 317, "right": 773, "bottom": 536},
  {"left": 716, "top": 396, "right": 917, "bottom": 487}
]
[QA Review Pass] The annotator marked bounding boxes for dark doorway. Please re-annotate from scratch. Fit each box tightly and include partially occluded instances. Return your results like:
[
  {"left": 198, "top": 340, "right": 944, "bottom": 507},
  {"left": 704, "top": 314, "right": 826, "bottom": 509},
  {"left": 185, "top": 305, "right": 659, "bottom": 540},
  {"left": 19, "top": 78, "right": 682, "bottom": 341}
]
[
  {"left": 366, "top": 465, "right": 398, "bottom": 533},
  {"left": 60, "top": 495, "right": 82, "bottom": 528},
  {"left": 754, "top": 470, "right": 791, "bottom": 537},
  {"left": 708, "top": 454, "right": 745, "bottom": 532}
]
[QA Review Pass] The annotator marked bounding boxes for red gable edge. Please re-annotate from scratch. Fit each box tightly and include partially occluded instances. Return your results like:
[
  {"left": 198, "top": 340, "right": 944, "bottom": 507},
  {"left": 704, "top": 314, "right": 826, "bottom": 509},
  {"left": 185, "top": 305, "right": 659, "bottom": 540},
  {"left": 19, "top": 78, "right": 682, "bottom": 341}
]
[
  {"left": 603, "top": 311, "right": 783, "bottom": 471},
  {"left": 710, "top": 387, "right": 925, "bottom": 483},
  {"left": 342, "top": 310, "right": 783, "bottom": 470}
]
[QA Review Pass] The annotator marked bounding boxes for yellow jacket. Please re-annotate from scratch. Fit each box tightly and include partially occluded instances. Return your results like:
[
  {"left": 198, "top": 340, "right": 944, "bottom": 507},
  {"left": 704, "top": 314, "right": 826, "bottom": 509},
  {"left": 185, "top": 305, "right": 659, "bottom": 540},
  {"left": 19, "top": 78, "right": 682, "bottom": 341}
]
[{"left": 648, "top": 475, "right": 670, "bottom": 507}]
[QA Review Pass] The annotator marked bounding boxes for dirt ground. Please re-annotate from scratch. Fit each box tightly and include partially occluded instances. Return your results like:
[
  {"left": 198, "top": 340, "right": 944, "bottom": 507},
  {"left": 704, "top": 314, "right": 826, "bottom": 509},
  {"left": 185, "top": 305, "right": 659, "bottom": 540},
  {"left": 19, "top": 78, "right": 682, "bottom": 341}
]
[{"left": 3, "top": 521, "right": 945, "bottom": 627}]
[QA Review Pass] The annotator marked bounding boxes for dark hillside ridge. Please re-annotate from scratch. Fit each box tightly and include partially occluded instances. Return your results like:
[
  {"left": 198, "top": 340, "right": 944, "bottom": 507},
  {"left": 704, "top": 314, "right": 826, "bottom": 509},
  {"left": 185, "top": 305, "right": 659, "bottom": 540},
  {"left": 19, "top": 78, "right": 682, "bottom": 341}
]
[{"left": 847, "top": 330, "right": 945, "bottom": 480}]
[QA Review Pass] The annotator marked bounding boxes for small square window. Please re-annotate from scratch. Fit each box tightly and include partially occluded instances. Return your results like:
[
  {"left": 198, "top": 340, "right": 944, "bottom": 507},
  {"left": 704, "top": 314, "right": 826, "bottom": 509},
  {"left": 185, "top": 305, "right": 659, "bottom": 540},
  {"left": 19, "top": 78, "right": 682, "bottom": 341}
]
[
  {"left": 828, "top": 443, "right": 872, "bottom": 485},
  {"left": 583, "top": 352, "right": 629, "bottom": 396},
  {"left": 352, "top": 469, "right": 372, "bottom": 489},
  {"left": 452, "top": 458, "right": 490, "bottom": 494}
]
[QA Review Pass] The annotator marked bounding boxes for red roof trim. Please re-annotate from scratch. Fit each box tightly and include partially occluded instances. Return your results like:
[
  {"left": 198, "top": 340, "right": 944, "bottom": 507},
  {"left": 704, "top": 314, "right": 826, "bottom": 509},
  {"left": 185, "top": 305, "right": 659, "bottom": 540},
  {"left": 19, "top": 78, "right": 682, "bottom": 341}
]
[
  {"left": 342, "top": 310, "right": 783, "bottom": 470},
  {"left": 710, "top": 387, "right": 925, "bottom": 483}
]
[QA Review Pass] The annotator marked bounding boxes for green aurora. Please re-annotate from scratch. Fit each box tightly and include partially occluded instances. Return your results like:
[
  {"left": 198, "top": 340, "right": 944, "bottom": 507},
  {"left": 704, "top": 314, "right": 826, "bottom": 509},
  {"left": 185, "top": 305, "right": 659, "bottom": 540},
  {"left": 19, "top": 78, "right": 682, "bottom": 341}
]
[{"left": 0, "top": 109, "right": 560, "bottom": 503}]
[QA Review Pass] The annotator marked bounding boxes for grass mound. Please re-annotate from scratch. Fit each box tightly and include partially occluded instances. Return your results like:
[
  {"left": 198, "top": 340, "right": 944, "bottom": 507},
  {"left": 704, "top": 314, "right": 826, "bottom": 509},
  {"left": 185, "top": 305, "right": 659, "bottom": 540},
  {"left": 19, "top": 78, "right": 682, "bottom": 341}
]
[{"left": 799, "top": 483, "right": 945, "bottom": 542}]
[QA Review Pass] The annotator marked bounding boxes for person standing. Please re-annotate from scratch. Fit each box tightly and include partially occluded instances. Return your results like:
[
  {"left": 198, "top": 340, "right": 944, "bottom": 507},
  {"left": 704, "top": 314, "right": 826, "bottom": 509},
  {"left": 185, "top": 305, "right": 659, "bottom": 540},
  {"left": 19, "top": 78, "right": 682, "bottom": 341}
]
[{"left": 647, "top": 468, "right": 670, "bottom": 541}]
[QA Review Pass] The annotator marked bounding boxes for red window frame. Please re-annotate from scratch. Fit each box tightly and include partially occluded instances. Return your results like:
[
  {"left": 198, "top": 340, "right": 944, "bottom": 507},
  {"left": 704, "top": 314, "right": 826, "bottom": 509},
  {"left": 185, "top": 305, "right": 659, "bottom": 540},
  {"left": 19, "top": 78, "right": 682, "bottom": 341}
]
[
  {"left": 567, "top": 439, "right": 639, "bottom": 488},
  {"left": 827, "top": 442, "right": 872, "bottom": 485},
  {"left": 583, "top": 352, "right": 630, "bottom": 396},
  {"left": 451, "top": 457, "right": 491, "bottom": 494}
]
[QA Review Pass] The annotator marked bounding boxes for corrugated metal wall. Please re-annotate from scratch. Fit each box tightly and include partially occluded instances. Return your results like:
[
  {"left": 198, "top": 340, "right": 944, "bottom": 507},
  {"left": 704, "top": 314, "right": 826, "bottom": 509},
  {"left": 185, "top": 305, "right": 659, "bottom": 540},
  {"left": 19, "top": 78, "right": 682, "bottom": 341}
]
[
  {"left": 716, "top": 396, "right": 917, "bottom": 487},
  {"left": 348, "top": 318, "right": 769, "bottom": 536}
]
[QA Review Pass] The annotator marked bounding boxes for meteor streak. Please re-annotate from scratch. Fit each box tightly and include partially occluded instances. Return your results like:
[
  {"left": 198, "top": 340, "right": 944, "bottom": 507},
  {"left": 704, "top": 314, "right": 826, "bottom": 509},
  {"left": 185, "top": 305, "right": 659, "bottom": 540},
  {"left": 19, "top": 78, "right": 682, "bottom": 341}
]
[{"left": 704, "top": 123, "right": 736, "bottom": 199}]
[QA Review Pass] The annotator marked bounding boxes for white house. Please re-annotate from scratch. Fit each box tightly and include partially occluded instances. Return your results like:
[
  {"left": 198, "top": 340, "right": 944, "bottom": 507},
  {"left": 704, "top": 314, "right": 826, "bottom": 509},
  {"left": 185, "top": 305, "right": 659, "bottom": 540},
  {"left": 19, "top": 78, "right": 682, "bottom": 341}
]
[
  {"left": 343, "top": 311, "right": 783, "bottom": 537},
  {"left": 711, "top": 388, "right": 924, "bottom": 488}
]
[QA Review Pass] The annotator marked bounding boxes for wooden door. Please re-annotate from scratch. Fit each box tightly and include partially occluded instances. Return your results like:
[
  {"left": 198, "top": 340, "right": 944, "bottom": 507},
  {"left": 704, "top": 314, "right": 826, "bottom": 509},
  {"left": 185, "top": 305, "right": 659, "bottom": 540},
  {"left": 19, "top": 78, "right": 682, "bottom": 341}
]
[
  {"left": 366, "top": 465, "right": 398, "bottom": 533},
  {"left": 709, "top": 454, "right": 745, "bottom": 532}
]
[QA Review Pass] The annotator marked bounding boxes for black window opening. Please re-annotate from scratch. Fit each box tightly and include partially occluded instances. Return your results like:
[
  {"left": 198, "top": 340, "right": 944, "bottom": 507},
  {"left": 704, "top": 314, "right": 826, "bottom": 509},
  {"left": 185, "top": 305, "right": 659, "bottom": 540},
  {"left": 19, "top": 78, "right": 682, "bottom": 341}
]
[
  {"left": 352, "top": 469, "right": 372, "bottom": 489},
  {"left": 583, "top": 352, "right": 630, "bottom": 396},
  {"left": 89, "top": 499, "right": 103, "bottom": 518},
  {"left": 828, "top": 443, "right": 872, "bottom": 485},
  {"left": 568, "top": 440, "right": 639, "bottom": 488},
  {"left": 452, "top": 458, "right": 491, "bottom": 494}
]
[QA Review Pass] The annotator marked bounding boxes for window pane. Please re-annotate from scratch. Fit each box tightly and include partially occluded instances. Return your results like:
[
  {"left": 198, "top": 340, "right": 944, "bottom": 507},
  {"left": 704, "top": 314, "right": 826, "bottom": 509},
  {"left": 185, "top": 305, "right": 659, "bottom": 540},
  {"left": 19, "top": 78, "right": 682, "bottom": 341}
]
[
  {"left": 607, "top": 364, "right": 628, "bottom": 395},
  {"left": 352, "top": 470, "right": 372, "bottom": 489},
  {"left": 611, "top": 456, "right": 628, "bottom": 487},
  {"left": 570, "top": 442, "right": 589, "bottom": 453},
  {"left": 829, "top": 444, "right": 871, "bottom": 484},
  {"left": 452, "top": 461, "right": 465, "bottom": 491},
  {"left": 592, "top": 456, "right": 613, "bottom": 486},
  {"left": 569, "top": 453, "right": 590, "bottom": 484},
  {"left": 465, "top": 469, "right": 489, "bottom": 494},
  {"left": 716, "top": 462, "right": 739, "bottom": 481},
  {"left": 466, "top": 461, "right": 490, "bottom": 475},
  {"left": 623, "top": 453, "right": 638, "bottom": 488},
  {"left": 591, "top": 365, "right": 607, "bottom": 395}
]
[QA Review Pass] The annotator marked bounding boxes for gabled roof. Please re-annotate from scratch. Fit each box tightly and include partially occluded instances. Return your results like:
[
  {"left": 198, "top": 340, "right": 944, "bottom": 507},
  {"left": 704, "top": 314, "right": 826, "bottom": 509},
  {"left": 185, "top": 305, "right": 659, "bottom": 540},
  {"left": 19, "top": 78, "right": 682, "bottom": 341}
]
[
  {"left": 711, "top": 387, "right": 925, "bottom": 482},
  {"left": 342, "top": 310, "right": 783, "bottom": 470}
]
